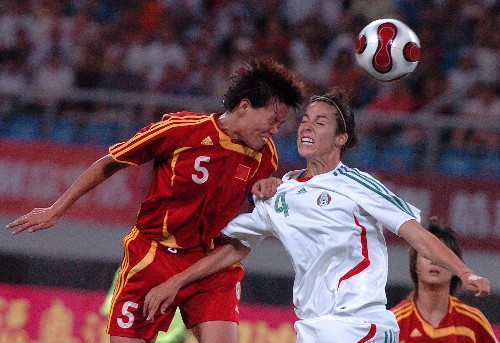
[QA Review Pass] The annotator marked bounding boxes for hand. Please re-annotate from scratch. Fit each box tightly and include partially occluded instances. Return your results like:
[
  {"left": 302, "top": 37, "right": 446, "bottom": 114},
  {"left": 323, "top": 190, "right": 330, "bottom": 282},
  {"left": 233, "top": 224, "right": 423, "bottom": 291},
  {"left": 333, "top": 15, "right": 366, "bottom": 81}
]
[
  {"left": 5, "top": 207, "right": 59, "bottom": 235},
  {"left": 251, "top": 177, "right": 282, "bottom": 200},
  {"left": 143, "top": 277, "right": 182, "bottom": 321},
  {"left": 460, "top": 272, "right": 490, "bottom": 297}
]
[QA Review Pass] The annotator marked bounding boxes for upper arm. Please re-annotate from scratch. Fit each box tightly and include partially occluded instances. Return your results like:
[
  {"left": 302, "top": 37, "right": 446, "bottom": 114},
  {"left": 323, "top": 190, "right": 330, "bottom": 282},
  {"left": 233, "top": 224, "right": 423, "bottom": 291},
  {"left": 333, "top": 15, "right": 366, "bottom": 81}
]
[
  {"left": 229, "top": 237, "right": 251, "bottom": 260},
  {"left": 338, "top": 172, "right": 421, "bottom": 234},
  {"left": 101, "top": 154, "right": 129, "bottom": 177},
  {"left": 398, "top": 219, "right": 427, "bottom": 247},
  {"left": 223, "top": 207, "right": 271, "bottom": 249}
]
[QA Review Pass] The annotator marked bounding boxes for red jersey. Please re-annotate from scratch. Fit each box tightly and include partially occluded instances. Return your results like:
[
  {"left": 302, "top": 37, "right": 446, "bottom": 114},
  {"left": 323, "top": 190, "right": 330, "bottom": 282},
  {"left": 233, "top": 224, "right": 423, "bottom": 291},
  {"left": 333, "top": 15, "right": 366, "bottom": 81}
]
[
  {"left": 392, "top": 296, "right": 498, "bottom": 343},
  {"left": 109, "top": 111, "right": 278, "bottom": 249}
]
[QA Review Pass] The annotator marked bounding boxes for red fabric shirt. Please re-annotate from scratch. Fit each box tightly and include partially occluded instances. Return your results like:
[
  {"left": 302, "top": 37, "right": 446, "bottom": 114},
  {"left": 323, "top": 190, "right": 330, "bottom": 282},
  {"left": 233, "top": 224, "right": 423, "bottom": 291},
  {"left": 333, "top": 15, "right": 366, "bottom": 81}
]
[
  {"left": 109, "top": 111, "right": 278, "bottom": 249},
  {"left": 392, "top": 296, "right": 498, "bottom": 343}
]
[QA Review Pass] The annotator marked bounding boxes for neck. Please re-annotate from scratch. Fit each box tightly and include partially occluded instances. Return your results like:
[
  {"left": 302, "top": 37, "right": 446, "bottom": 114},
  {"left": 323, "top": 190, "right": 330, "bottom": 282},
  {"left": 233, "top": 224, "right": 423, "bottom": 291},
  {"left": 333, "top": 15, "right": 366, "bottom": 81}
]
[
  {"left": 415, "top": 283, "right": 450, "bottom": 327},
  {"left": 305, "top": 157, "right": 341, "bottom": 177},
  {"left": 217, "top": 112, "right": 239, "bottom": 141}
]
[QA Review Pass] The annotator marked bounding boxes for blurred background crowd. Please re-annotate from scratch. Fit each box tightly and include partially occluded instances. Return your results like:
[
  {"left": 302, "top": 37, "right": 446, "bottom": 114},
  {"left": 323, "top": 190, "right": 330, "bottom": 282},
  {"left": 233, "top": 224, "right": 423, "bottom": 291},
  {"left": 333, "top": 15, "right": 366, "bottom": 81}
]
[{"left": 0, "top": 0, "right": 498, "bottom": 176}]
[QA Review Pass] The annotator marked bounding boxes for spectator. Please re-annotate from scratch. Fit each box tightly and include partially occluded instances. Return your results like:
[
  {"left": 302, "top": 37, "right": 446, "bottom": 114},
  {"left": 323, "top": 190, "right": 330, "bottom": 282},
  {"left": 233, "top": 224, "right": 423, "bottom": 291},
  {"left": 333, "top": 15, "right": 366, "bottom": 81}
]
[
  {"left": 328, "top": 47, "right": 364, "bottom": 107},
  {"left": 365, "top": 81, "right": 416, "bottom": 143},
  {"left": 0, "top": 58, "right": 28, "bottom": 93},
  {"left": 451, "top": 82, "right": 500, "bottom": 150},
  {"left": 253, "top": 15, "right": 291, "bottom": 65},
  {"left": 446, "top": 49, "right": 481, "bottom": 96},
  {"left": 145, "top": 28, "right": 187, "bottom": 90},
  {"left": 32, "top": 49, "right": 75, "bottom": 96},
  {"left": 289, "top": 17, "right": 331, "bottom": 94}
]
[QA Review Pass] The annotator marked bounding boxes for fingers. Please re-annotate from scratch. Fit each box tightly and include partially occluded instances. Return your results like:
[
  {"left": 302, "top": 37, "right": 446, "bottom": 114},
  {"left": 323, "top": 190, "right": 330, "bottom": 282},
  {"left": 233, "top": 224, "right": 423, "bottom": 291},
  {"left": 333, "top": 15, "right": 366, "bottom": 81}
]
[
  {"left": 6, "top": 218, "right": 34, "bottom": 235},
  {"left": 252, "top": 178, "right": 282, "bottom": 200},
  {"left": 464, "top": 274, "right": 490, "bottom": 297},
  {"left": 7, "top": 220, "right": 50, "bottom": 235},
  {"left": 143, "top": 292, "right": 175, "bottom": 321},
  {"left": 251, "top": 182, "right": 265, "bottom": 200},
  {"left": 159, "top": 300, "right": 172, "bottom": 315},
  {"left": 143, "top": 292, "right": 161, "bottom": 321},
  {"left": 5, "top": 209, "right": 55, "bottom": 234},
  {"left": 473, "top": 278, "right": 490, "bottom": 297}
]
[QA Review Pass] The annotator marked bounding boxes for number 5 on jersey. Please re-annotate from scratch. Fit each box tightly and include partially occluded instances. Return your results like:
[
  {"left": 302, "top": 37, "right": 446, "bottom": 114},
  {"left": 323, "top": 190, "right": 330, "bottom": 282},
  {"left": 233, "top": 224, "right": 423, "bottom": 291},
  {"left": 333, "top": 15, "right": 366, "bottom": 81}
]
[{"left": 192, "top": 156, "right": 210, "bottom": 184}]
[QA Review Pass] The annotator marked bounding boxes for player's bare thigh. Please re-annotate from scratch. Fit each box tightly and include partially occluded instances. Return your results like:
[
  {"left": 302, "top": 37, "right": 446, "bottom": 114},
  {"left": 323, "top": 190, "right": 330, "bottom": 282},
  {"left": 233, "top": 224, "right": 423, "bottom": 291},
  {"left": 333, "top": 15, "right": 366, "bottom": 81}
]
[
  {"left": 110, "top": 335, "right": 156, "bottom": 343},
  {"left": 191, "top": 320, "right": 238, "bottom": 343}
]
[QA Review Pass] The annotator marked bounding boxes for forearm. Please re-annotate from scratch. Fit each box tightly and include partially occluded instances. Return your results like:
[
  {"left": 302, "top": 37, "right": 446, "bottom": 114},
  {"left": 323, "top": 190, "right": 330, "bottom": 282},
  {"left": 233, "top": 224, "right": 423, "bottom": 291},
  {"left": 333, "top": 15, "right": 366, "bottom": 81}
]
[
  {"left": 171, "top": 239, "right": 250, "bottom": 288},
  {"left": 399, "top": 219, "right": 473, "bottom": 276},
  {"left": 51, "top": 154, "right": 127, "bottom": 217}
]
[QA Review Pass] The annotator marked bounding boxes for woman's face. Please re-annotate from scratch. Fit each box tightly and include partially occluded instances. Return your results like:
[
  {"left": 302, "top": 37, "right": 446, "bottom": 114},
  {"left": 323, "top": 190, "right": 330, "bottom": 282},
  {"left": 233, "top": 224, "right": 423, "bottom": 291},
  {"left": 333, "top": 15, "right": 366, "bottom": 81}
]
[
  {"left": 238, "top": 99, "right": 289, "bottom": 151},
  {"left": 297, "top": 101, "right": 342, "bottom": 160},
  {"left": 416, "top": 253, "right": 453, "bottom": 287}
]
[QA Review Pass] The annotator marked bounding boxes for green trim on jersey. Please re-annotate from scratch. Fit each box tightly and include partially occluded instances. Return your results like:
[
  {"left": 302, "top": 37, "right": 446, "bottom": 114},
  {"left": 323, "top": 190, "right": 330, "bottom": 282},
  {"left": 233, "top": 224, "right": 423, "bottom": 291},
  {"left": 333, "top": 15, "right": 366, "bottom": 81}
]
[
  {"left": 384, "top": 329, "right": 396, "bottom": 343},
  {"left": 336, "top": 166, "right": 417, "bottom": 218}
]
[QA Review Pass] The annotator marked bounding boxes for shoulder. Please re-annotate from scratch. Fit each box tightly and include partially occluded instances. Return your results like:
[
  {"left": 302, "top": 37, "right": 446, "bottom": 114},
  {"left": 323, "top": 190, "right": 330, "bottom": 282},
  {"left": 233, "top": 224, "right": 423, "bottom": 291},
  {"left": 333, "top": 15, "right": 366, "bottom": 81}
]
[
  {"left": 391, "top": 298, "right": 415, "bottom": 321},
  {"left": 331, "top": 163, "right": 389, "bottom": 194},
  {"left": 450, "top": 296, "right": 498, "bottom": 341},
  {"left": 450, "top": 296, "right": 491, "bottom": 324},
  {"left": 334, "top": 163, "right": 379, "bottom": 182},
  {"left": 146, "top": 112, "right": 214, "bottom": 139},
  {"left": 161, "top": 111, "right": 212, "bottom": 126}
]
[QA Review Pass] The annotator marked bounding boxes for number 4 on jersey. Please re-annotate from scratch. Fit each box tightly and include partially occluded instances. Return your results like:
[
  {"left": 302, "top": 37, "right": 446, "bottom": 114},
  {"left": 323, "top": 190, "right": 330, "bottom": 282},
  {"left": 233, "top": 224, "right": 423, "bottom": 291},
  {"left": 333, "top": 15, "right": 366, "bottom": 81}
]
[{"left": 274, "top": 192, "right": 289, "bottom": 217}]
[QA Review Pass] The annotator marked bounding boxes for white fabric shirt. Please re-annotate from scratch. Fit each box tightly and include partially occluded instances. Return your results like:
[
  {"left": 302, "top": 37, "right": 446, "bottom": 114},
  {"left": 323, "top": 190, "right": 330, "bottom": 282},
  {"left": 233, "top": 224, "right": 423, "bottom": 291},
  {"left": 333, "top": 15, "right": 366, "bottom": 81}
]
[{"left": 222, "top": 162, "right": 421, "bottom": 320}]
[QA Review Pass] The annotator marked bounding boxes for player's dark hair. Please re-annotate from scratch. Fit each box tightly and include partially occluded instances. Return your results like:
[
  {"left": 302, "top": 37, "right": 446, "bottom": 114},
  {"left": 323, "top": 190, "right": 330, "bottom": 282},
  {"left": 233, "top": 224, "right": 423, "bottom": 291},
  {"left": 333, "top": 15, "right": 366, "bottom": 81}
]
[
  {"left": 409, "top": 217, "right": 463, "bottom": 297},
  {"left": 306, "top": 87, "right": 358, "bottom": 156},
  {"left": 223, "top": 58, "right": 306, "bottom": 111}
]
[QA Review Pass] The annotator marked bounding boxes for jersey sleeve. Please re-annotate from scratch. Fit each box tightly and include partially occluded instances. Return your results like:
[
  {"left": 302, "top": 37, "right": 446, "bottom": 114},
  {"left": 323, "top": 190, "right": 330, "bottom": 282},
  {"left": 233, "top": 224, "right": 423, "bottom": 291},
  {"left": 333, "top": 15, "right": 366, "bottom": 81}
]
[
  {"left": 339, "top": 168, "right": 421, "bottom": 235},
  {"left": 108, "top": 122, "right": 166, "bottom": 165},
  {"left": 108, "top": 113, "right": 190, "bottom": 166},
  {"left": 222, "top": 202, "right": 272, "bottom": 249},
  {"left": 469, "top": 307, "right": 499, "bottom": 343}
]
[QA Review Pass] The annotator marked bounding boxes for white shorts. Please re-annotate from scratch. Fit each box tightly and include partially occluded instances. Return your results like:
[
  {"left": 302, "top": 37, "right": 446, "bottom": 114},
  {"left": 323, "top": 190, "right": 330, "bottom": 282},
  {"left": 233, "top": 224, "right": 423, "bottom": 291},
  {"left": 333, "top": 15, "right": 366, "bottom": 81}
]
[{"left": 295, "top": 313, "right": 399, "bottom": 343}]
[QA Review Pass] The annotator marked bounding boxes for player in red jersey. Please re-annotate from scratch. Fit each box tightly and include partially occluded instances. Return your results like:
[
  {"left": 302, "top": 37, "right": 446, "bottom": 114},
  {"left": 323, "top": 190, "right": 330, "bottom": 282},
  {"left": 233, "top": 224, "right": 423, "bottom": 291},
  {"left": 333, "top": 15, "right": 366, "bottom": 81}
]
[
  {"left": 5, "top": 59, "right": 306, "bottom": 343},
  {"left": 391, "top": 217, "right": 498, "bottom": 343}
]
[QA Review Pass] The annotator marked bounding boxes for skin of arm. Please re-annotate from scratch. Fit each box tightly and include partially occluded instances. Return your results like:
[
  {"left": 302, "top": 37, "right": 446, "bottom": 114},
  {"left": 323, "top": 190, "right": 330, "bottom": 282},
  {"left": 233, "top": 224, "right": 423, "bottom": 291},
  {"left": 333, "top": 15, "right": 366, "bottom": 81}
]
[
  {"left": 399, "top": 219, "right": 490, "bottom": 297},
  {"left": 143, "top": 238, "right": 251, "bottom": 320},
  {"left": 5, "top": 154, "right": 128, "bottom": 234}
]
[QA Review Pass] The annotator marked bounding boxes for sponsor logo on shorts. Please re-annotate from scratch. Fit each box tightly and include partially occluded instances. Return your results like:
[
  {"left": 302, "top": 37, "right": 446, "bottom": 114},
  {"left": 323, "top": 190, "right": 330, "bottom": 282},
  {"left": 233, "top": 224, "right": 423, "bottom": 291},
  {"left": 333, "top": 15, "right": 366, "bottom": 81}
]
[{"left": 235, "top": 281, "right": 241, "bottom": 300}]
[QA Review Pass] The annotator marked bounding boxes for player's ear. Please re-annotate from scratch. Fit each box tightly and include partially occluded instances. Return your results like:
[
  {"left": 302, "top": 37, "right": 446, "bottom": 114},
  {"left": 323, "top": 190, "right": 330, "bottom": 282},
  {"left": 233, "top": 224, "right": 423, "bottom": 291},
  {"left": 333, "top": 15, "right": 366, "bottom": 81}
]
[
  {"left": 238, "top": 99, "right": 251, "bottom": 113},
  {"left": 335, "top": 133, "right": 348, "bottom": 147}
]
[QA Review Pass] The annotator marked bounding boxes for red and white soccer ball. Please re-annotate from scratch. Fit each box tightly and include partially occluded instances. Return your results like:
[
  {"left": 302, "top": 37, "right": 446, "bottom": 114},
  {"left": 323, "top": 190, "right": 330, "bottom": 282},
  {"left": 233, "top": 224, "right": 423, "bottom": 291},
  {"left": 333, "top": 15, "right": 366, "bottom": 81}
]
[{"left": 355, "top": 18, "right": 421, "bottom": 82}]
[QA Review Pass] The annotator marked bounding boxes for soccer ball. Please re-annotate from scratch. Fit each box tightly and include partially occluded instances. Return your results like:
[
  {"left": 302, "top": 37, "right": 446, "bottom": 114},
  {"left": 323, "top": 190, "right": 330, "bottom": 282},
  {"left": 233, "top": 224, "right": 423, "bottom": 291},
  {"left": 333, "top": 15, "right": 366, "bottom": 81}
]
[{"left": 355, "top": 18, "right": 421, "bottom": 82}]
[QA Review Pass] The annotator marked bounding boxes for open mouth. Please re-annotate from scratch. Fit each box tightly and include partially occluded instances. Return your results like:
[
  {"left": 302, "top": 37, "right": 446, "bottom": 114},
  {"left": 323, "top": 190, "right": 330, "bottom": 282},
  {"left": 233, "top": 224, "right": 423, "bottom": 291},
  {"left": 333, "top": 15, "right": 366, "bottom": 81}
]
[{"left": 301, "top": 137, "right": 314, "bottom": 145}]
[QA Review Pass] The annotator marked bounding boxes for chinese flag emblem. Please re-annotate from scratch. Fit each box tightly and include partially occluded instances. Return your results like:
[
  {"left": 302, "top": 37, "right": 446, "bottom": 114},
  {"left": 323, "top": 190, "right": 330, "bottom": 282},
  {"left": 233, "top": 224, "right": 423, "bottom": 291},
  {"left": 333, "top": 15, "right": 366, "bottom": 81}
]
[{"left": 235, "top": 164, "right": 251, "bottom": 181}]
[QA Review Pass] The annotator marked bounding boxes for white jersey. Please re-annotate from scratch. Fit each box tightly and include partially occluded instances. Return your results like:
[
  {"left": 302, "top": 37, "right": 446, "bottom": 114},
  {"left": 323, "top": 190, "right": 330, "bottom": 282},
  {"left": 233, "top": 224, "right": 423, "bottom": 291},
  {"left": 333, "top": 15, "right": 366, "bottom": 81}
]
[{"left": 222, "top": 162, "right": 421, "bottom": 321}]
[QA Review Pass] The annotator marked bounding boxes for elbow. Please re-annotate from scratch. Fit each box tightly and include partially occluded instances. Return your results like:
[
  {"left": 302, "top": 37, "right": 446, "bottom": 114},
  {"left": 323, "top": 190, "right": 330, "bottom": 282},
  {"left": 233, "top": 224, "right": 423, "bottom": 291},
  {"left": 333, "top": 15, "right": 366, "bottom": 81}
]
[{"left": 231, "top": 239, "right": 251, "bottom": 260}]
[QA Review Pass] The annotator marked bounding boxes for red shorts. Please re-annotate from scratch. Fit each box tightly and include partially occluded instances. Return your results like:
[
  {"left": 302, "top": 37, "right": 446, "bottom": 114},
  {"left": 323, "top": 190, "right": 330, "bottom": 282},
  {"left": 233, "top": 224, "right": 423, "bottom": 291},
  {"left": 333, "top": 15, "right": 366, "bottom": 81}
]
[{"left": 107, "top": 228, "right": 244, "bottom": 340}]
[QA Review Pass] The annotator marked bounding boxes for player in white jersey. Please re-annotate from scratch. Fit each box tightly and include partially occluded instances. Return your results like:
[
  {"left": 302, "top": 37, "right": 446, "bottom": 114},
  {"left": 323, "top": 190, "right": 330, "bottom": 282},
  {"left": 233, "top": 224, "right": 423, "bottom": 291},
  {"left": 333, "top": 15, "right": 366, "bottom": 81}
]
[{"left": 142, "top": 88, "right": 491, "bottom": 343}]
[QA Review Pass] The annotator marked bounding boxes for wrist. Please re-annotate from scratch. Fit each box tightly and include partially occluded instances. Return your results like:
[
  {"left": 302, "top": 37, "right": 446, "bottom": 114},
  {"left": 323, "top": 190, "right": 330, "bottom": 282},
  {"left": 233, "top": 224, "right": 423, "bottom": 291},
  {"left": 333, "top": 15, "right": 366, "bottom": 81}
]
[
  {"left": 459, "top": 270, "right": 474, "bottom": 279},
  {"left": 171, "top": 270, "right": 193, "bottom": 289}
]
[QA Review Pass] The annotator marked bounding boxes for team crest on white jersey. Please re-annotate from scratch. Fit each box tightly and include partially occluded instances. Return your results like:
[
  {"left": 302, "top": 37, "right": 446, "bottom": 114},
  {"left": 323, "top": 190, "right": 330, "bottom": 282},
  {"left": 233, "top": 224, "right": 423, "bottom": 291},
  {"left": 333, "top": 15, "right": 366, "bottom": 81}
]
[{"left": 317, "top": 192, "right": 331, "bottom": 206}]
